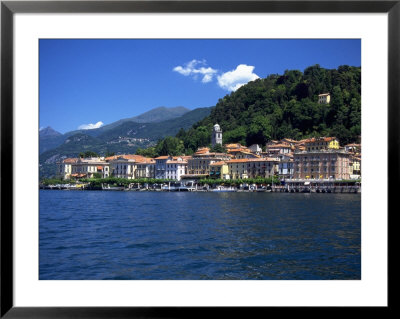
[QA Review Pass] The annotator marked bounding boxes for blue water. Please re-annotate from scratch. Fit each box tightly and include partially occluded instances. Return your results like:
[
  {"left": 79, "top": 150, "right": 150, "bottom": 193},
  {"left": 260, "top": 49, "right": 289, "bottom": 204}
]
[{"left": 39, "top": 190, "right": 361, "bottom": 280}]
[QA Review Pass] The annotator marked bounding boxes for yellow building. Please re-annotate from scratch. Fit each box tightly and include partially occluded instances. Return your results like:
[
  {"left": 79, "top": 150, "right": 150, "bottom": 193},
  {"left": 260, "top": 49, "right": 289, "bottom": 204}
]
[
  {"left": 209, "top": 161, "right": 229, "bottom": 179},
  {"left": 227, "top": 159, "right": 249, "bottom": 179},
  {"left": 187, "top": 149, "right": 231, "bottom": 175},
  {"left": 349, "top": 155, "right": 361, "bottom": 178},
  {"left": 305, "top": 137, "right": 339, "bottom": 152}
]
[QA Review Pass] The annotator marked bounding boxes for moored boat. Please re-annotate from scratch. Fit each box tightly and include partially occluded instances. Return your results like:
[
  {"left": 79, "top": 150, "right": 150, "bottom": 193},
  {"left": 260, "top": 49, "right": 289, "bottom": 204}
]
[{"left": 211, "top": 186, "right": 236, "bottom": 192}]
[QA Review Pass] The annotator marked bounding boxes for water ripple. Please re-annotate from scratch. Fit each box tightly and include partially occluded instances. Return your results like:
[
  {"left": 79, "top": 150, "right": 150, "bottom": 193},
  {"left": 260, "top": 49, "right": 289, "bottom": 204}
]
[{"left": 40, "top": 191, "right": 361, "bottom": 280}]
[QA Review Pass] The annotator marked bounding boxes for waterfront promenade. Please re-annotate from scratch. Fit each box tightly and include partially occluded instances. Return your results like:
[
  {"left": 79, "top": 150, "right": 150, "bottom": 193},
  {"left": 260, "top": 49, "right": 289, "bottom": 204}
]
[{"left": 40, "top": 179, "right": 361, "bottom": 194}]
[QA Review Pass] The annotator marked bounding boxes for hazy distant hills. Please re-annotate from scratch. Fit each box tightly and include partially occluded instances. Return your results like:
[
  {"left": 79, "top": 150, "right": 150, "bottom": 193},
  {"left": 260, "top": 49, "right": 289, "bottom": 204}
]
[
  {"left": 39, "top": 106, "right": 192, "bottom": 154},
  {"left": 40, "top": 126, "right": 63, "bottom": 138},
  {"left": 39, "top": 127, "right": 65, "bottom": 154},
  {"left": 39, "top": 106, "right": 212, "bottom": 177}
]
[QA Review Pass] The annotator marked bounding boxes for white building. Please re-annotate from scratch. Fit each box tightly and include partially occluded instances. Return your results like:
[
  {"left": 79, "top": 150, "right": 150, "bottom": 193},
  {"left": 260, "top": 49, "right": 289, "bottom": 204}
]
[
  {"left": 155, "top": 156, "right": 170, "bottom": 179},
  {"left": 165, "top": 157, "right": 188, "bottom": 181},
  {"left": 211, "top": 123, "right": 222, "bottom": 146},
  {"left": 248, "top": 144, "right": 262, "bottom": 155},
  {"left": 155, "top": 156, "right": 188, "bottom": 180},
  {"left": 57, "top": 158, "right": 78, "bottom": 179}
]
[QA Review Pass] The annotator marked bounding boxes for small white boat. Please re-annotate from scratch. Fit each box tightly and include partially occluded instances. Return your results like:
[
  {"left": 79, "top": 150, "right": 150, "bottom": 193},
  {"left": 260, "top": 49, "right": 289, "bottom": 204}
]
[
  {"left": 211, "top": 186, "right": 236, "bottom": 192},
  {"left": 102, "top": 184, "right": 125, "bottom": 191}
]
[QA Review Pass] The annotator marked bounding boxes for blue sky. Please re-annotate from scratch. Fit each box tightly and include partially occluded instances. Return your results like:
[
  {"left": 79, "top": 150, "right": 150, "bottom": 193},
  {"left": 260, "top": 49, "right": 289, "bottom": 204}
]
[{"left": 39, "top": 39, "right": 361, "bottom": 133}]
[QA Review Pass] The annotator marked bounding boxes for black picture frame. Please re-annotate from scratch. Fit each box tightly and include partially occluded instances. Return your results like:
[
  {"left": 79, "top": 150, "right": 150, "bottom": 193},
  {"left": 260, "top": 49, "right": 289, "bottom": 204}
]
[{"left": 1, "top": 0, "right": 395, "bottom": 317}]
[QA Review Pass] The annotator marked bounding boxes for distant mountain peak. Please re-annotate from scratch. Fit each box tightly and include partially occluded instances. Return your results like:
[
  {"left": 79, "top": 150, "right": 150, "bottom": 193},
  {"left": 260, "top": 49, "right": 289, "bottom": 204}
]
[{"left": 39, "top": 126, "right": 62, "bottom": 137}]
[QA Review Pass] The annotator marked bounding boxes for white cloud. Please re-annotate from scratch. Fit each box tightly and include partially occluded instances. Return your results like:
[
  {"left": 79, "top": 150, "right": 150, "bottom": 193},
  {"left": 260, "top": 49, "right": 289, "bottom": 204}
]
[
  {"left": 202, "top": 73, "right": 213, "bottom": 83},
  {"left": 78, "top": 121, "right": 104, "bottom": 130},
  {"left": 217, "top": 64, "right": 260, "bottom": 91},
  {"left": 173, "top": 59, "right": 217, "bottom": 83}
]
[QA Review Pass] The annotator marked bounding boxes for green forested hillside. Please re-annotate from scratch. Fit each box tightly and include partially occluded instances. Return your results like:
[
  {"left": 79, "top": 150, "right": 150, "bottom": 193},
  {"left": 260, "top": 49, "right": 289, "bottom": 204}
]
[{"left": 145, "top": 65, "right": 361, "bottom": 156}]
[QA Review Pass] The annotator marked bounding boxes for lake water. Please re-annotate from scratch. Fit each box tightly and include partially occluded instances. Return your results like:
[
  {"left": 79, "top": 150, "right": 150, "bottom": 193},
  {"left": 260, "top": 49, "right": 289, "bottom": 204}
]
[{"left": 39, "top": 190, "right": 361, "bottom": 280}]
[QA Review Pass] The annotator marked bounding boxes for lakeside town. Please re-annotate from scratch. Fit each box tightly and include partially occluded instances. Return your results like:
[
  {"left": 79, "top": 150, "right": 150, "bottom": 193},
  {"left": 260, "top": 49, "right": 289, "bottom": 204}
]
[{"left": 44, "top": 113, "right": 361, "bottom": 193}]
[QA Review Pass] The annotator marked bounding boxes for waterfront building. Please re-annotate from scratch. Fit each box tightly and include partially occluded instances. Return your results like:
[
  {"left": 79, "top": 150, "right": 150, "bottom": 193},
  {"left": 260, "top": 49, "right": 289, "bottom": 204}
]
[
  {"left": 187, "top": 149, "right": 231, "bottom": 176},
  {"left": 349, "top": 155, "right": 361, "bottom": 179},
  {"left": 108, "top": 154, "right": 149, "bottom": 179},
  {"left": 57, "top": 158, "right": 78, "bottom": 180},
  {"left": 165, "top": 157, "right": 188, "bottom": 181},
  {"left": 209, "top": 161, "right": 229, "bottom": 179},
  {"left": 293, "top": 149, "right": 351, "bottom": 180},
  {"left": 135, "top": 158, "right": 156, "bottom": 179},
  {"left": 304, "top": 137, "right": 339, "bottom": 152},
  {"left": 226, "top": 159, "right": 249, "bottom": 179},
  {"left": 155, "top": 156, "right": 170, "bottom": 179},
  {"left": 71, "top": 157, "right": 110, "bottom": 179},
  {"left": 211, "top": 123, "right": 223, "bottom": 146},
  {"left": 318, "top": 93, "right": 331, "bottom": 104},
  {"left": 277, "top": 153, "right": 294, "bottom": 179},
  {"left": 155, "top": 155, "right": 190, "bottom": 180},
  {"left": 227, "top": 158, "right": 278, "bottom": 179}
]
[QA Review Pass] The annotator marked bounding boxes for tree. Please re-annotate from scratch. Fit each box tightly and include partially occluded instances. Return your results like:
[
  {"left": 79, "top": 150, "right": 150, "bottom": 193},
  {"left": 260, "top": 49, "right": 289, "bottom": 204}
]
[
  {"left": 156, "top": 136, "right": 185, "bottom": 156},
  {"left": 210, "top": 144, "right": 226, "bottom": 153},
  {"left": 136, "top": 147, "right": 157, "bottom": 158},
  {"left": 79, "top": 151, "right": 98, "bottom": 158},
  {"left": 246, "top": 115, "right": 273, "bottom": 146}
]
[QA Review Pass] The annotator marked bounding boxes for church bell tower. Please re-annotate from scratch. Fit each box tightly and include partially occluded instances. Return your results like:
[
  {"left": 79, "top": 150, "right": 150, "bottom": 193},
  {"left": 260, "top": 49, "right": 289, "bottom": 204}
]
[{"left": 211, "top": 124, "right": 222, "bottom": 147}]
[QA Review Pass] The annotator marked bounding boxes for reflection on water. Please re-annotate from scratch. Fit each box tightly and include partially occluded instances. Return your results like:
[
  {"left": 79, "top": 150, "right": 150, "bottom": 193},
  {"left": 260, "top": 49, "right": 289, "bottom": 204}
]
[{"left": 40, "top": 191, "right": 360, "bottom": 280}]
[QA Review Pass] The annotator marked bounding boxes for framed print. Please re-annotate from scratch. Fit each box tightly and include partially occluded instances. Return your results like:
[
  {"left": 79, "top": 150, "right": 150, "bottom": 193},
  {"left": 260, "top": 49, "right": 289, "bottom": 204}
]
[{"left": 1, "top": 0, "right": 395, "bottom": 317}]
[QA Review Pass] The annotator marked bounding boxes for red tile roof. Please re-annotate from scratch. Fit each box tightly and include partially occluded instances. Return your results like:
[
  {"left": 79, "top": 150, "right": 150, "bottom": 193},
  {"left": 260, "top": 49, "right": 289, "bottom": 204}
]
[
  {"left": 107, "top": 154, "right": 148, "bottom": 161},
  {"left": 63, "top": 158, "right": 78, "bottom": 163},
  {"left": 209, "top": 161, "right": 227, "bottom": 166},
  {"left": 304, "top": 137, "right": 338, "bottom": 143},
  {"left": 227, "top": 158, "right": 277, "bottom": 164}
]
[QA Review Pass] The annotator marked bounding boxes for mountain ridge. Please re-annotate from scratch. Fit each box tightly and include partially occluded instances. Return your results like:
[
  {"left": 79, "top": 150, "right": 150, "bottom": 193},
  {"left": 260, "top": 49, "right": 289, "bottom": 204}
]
[{"left": 40, "top": 106, "right": 192, "bottom": 154}]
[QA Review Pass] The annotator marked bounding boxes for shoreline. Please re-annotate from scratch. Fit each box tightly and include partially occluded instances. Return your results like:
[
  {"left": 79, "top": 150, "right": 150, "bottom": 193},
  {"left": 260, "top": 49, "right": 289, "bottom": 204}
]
[{"left": 40, "top": 185, "right": 361, "bottom": 194}]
